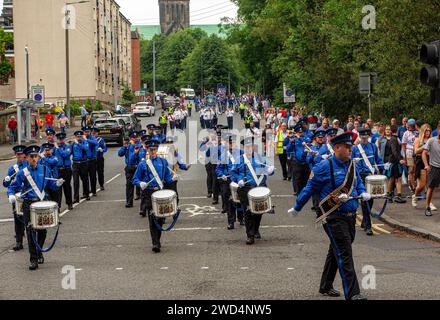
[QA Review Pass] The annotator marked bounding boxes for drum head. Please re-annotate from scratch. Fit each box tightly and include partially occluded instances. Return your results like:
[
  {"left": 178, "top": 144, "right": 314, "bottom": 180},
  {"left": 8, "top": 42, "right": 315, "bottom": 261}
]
[
  {"left": 366, "top": 175, "right": 386, "bottom": 182},
  {"left": 152, "top": 189, "right": 176, "bottom": 199},
  {"left": 230, "top": 182, "right": 238, "bottom": 188},
  {"left": 15, "top": 193, "right": 21, "bottom": 198},
  {"left": 31, "top": 201, "right": 58, "bottom": 208},
  {"left": 248, "top": 187, "right": 270, "bottom": 198}
]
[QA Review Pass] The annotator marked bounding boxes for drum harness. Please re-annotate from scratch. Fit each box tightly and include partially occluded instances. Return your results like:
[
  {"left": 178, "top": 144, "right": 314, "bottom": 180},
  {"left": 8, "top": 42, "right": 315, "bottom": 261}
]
[
  {"left": 23, "top": 166, "right": 60, "bottom": 253},
  {"left": 146, "top": 158, "right": 181, "bottom": 232}
]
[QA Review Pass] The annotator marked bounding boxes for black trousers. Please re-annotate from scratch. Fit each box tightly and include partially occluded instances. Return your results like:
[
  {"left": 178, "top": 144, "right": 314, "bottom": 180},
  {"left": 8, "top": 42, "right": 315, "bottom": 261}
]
[
  {"left": 58, "top": 167, "right": 72, "bottom": 207},
  {"left": 160, "top": 124, "right": 167, "bottom": 136},
  {"left": 220, "top": 180, "right": 241, "bottom": 225},
  {"left": 125, "top": 166, "right": 137, "bottom": 206},
  {"left": 287, "top": 158, "right": 294, "bottom": 179},
  {"left": 360, "top": 175, "right": 373, "bottom": 230},
  {"left": 188, "top": 108, "right": 192, "bottom": 117},
  {"left": 227, "top": 117, "right": 233, "bottom": 129},
  {"left": 200, "top": 117, "right": 205, "bottom": 129},
  {"left": 97, "top": 157, "right": 105, "bottom": 188},
  {"left": 12, "top": 203, "right": 25, "bottom": 243},
  {"left": 278, "top": 154, "right": 288, "bottom": 179},
  {"left": 292, "top": 161, "right": 310, "bottom": 194},
  {"left": 205, "top": 163, "right": 219, "bottom": 201},
  {"left": 238, "top": 186, "right": 263, "bottom": 238},
  {"left": 73, "top": 162, "right": 89, "bottom": 202},
  {"left": 320, "top": 215, "right": 360, "bottom": 300},
  {"left": 88, "top": 159, "right": 97, "bottom": 194},
  {"left": 23, "top": 200, "right": 46, "bottom": 263}
]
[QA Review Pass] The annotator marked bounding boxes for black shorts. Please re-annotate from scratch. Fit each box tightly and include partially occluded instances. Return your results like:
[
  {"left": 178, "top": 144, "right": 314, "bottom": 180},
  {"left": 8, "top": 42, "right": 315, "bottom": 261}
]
[{"left": 428, "top": 166, "right": 440, "bottom": 188}]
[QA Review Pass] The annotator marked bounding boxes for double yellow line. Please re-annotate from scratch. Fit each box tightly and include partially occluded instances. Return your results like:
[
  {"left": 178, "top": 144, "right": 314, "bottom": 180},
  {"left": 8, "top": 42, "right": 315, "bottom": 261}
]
[{"left": 356, "top": 215, "right": 391, "bottom": 235}]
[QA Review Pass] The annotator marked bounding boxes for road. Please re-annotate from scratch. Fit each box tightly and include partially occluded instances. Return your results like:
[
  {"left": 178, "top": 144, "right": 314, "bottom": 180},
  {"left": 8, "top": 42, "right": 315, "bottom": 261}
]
[{"left": 1, "top": 111, "right": 440, "bottom": 300}]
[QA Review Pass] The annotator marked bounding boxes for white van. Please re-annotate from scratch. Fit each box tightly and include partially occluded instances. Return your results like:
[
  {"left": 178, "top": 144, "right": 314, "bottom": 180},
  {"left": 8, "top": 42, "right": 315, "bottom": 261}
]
[{"left": 180, "top": 88, "right": 196, "bottom": 100}]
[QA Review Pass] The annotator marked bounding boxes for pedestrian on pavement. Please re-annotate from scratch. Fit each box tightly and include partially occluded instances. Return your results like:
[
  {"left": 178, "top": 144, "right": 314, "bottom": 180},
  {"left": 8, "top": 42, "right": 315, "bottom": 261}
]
[
  {"left": 422, "top": 124, "right": 440, "bottom": 216},
  {"left": 45, "top": 111, "right": 54, "bottom": 132},
  {"left": 289, "top": 132, "right": 370, "bottom": 300},
  {"left": 80, "top": 105, "right": 88, "bottom": 128},
  {"left": 7, "top": 116, "right": 17, "bottom": 143},
  {"left": 58, "top": 113, "right": 69, "bottom": 134},
  {"left": 402, "top": 119, "right": 418, "bottom": 192}
]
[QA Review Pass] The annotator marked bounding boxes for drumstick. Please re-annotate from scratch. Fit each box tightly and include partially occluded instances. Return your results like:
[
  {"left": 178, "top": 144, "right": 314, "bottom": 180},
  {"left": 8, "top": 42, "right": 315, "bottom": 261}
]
[
  {"left": 45, "top": 178, "right": 59, "bottom": 181},
  {"left": 19, "top": 188, "right": 33, "bottom": 197},
  {"left": 217, "top": 175, "right": 230, "bottom": 179}
]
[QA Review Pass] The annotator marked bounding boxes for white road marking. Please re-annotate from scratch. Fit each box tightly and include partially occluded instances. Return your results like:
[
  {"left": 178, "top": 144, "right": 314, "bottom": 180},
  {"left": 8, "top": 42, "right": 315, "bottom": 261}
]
[
  {"left": 187, "top": 243, "right": 194, "bottom": 246},
  {"left": 287, "top": 268, "right": 295, "bottom": 270},
  {"left": 297, "top": 243, "right": 305, "bottom": 246},
  {"left": 80, "top": 246, "right": 88, "bottom": 249},
  {"left": 179, "top": 195, "right": 294, "bottom": 200},
  {"left": 106, "top": 173, "right": 121, "bottom": 184},
  {"left": 115, "top": 268, "right": 123, "bottom": 270},
  {"left": 116, "top": 245, "right": 123, "bottom": 248},
  {"left": 75, "top": 268, "right": 83, "bottom": 271},
  {"left": 87, "top": 200, "right": 125, "bottom": 203},
  {"left": 0, "top": 218, "right": 13, "bottom": 223},
  {"left": 160, "top": 267, "right": 169, "bottom": 270},
  {"left": 201, "top": 267, "right": 209, "bottom": 270},
  {"left": 240, "top": 267, "right": 249, "bottom": 270}
]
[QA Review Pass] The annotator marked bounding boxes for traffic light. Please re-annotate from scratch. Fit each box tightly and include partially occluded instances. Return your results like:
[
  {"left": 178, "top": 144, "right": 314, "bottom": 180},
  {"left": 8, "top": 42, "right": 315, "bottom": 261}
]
[{"left": 420, "top": 40, "right": 440, "bottom": 104}]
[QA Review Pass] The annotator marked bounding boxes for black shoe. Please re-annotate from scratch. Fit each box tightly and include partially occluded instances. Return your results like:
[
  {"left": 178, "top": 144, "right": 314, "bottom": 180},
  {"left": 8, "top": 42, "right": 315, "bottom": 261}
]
[
  {"left": 350, "top": 294, "right": 368, "bottom": 300},
  {"left": 360, "top": 222, "right": 365, "bottom": 230},
  {"left": 386, "top": 193, "right": 394, "bottom": 203},
  {"left": 283, "top": 177, "right": 287, "bottom": 181},
  {"left": 212, "top": 200, "right": 219, "bottom": 205},
  {"left": 246, "top": 237, "right": 255, "bottom": 245},
  {"left": 207, "top": 193, "right": 212, "bottom": 198},
  {"left": 319, "top": 288, "right": 341, "bottom": 297},
  {"left": 255, "top": 232, "right": 261, "bottom": 239},
  {"left": 38, "top": 254, "right": 44, "bottom": 264},
  {"left": 134, "top": 196, "right": 140, "bottom": 201},
  {"left": 152, "top": 246, "right": 161, "bottom": 253},
  {"left": 125, "top": 204, "right": 133, "bottom": 208},
  {"left": 239, "top": 220, "right": 245, "bottom": 226},
  {"left": 425, "top": 207, "right": 433, "bottom": 217},
  {"left": 393, "top": 196, "right": 406, "bottom": 204},
  {"left": 140, "top": 212, "right": 146, "bottom": 217},
  {"left": 227, "top": 224, "right": 234, "bottom": 230},
  {"left": 365, "top": 228, "right": 373, "bottom": 236},
  {"left": 81, "top": 195, "right": 87, "bottom": 199},
  {"left": 221, "top": 209, "right": 227, "bottom": 214},
  {"left": 86, "top": 197, "right": 91, "bottom": 201},
  {"left": 68, "top": 204, "right": 73, "bottom": 210},
  {"left": 73, "top": 200, "right": 79, "bottom": 204},
  {"left": 92, "top": 193, "right": 97, "bottom": 197},
  {"left": 100, "top": 186, "right": 105, "bottom": 191},
  {"left": 13, "top": 241, "right": 23, "bottom": 251},
  {"left": 29, "top": 261, "right": 38, "bottom": 271}
]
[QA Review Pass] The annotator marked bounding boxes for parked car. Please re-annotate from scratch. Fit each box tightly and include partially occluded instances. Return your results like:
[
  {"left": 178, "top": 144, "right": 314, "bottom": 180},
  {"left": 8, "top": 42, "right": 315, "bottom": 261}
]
[
  {"left": 113, "top": 113, "right": 142, "bottom": 134},
  {"left": 90, "top": 111, "right": 113, "bottom": 125},
  {"left": 163, "top": 96, "right": 180, "bottom": 107},
  {"left": 132, "top": 102, "right": 155, "bottom": 117},
  {"left": 93, "top": 118, "right": 128, "bottom": 146}
]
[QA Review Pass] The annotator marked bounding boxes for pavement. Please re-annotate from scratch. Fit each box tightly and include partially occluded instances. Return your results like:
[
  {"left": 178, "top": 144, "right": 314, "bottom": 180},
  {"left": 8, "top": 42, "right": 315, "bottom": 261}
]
[{"left": 1, "top": 112, "right": 440, "bottom": 299}]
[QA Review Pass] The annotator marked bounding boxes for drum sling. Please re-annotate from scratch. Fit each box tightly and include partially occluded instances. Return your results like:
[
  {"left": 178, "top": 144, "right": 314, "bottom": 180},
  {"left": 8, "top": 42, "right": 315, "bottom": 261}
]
[
  {"left": 31, "top": 225, "right": 60, "bottom": 253},
  {"left": 243, "top": 154, "right": 263, "bottom": 186},
  {"left": 358, "top": 144, "right": 375, "bottom": 174},
  {"left": 153, "top": 209, "right": 181, "bottom": 232},
  {"left": 316, "top": 160, "right": 356, "bottom": 224}
]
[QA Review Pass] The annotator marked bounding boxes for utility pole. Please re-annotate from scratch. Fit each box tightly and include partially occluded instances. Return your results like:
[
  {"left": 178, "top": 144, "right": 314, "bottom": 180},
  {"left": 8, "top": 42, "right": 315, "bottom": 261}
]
[
  {"left": 25, "top": 46, "right": 30, "bottom": 100},
  {"left": 228, "top": 72, "right": 231, "bottom": 96},
  {"left": 65, "top": 8, "right": 71, "bottom": 120},
  {"left": 153, "top": 40, "right": 156, "bottom": 107}
]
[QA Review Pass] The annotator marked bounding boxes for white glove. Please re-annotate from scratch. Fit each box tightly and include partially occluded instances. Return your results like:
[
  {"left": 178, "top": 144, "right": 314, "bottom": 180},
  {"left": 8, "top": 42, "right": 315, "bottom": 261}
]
[
  {"left": 238, "top": 180, "right": 245, "bottom": 187},
  {"left": 221, "top": 175, "right": 228, "bottom": 181},
  {"left": 267, "top": 166, "right": 275, "bottom": 174},
  {"left": 172, "top": 174, "right": 180, "bottom": 181},
  {"left": 4, "top": 175, "right": 11, "bottom": 182},
  {"left": 361, "top": 192, "right": 372, "bottom": 202},
  {"left": 287, "top": 207, "right": 300, "bottom": 217},
  {"left": 40, "top": 153, "right": 45, "bottom": 159},
  {"left": 56, "top": 179, "right": 65, "bottom": 187},
  {"left": 321, "top": 154, "right": 330, "bottom": 160},
  {"left": 140, "top": 182, "right": 148, "bottom": 190},
  {"left": 98, "top": 147, "right": 103, "bottom": 152},
  {"left": 384, "top": 163, "right": 391, "bottom": 170},
  {"left": 8, "top": 195, "right": 16, "bottom": 204}
]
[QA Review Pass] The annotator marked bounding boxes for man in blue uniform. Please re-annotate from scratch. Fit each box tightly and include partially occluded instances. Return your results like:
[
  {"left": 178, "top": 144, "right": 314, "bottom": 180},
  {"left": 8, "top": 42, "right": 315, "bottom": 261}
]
[
  {"left": 92, "top": 128, "right": 107, "bottom": 191},
  {"left": 232, "top": 137, "right": 275, "bottom": 245},
  {"left": 55, "top": 132, "right": 73, "bottom": 210},
  {"left": 216, "top": 134, "right": 243, "bottom": 229},
  {"left": 153, "top": 125, "right": 166, "bottom": 144},
  {"left": 118, "top": 132, "right": 140, "bottom": 208},
  {"left": 84, "top": 127, "right": 99, "bottom": 196},
  {"left": 72, "top": 130, "right": 90, "bottom": 203},
  {"left": 290, "top": 124, "right": 312, "bottom": 194},
  {"left": 7, "top": 145, "right": 64, "bottom": 270},
  {"left": 352, "top": 128, "right": 386, "bottom": 236},
  {"left": 200, "top": 132, "right": 221, "bottom": 203},
  {"left": 3, "top": 145, "right": 28, "bottom": 251},
  {"left": 318, "top": 128, "right": 338, "bottom": 159},
  {"left": 39, "top": 143, "right": 59, "bottom": 204},
  {"left": 45, "top": 128, "right": 56, "bottom": 144},
  {"left": 132, "top": 140, "right": 176, "bottom": 253},
  {"left": 289, "top": 132, "right": 370, "bottom": 300}
]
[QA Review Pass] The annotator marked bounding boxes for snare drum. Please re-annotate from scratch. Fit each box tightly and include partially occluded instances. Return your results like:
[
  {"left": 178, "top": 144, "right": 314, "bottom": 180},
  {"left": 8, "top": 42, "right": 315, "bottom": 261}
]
[
  {"left": 152, "top": 189, "right": 178, "bottom": 218},
  {"left": 365, "top": 175, "right": 387, "bottom": 197},
  {"left": 230, "top": 182, "right": 240, "bottom": 203},
  {"left": 30, "top": 201, "right": 59, "bottom": 229},
  {"left": 247, "top": 187, "right": 272, "bottom": 214},
  {"left": 15, "top": 193, "right": 24, "bottom": 216}
]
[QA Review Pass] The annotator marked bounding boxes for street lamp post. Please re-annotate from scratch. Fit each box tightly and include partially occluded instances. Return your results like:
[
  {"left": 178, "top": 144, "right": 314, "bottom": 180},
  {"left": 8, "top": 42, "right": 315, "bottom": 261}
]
[{"left": 65, "top": 1, "right": 90, "bottom": 122}]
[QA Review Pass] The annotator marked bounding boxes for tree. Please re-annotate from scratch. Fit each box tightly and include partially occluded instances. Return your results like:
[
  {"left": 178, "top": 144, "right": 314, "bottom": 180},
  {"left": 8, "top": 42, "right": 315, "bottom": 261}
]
[
  {"left": 121, "top": 86, "right": 135, "bottom": 107},
  {"left": 0, "top": 28, "right": 13, "bottom": 83}
]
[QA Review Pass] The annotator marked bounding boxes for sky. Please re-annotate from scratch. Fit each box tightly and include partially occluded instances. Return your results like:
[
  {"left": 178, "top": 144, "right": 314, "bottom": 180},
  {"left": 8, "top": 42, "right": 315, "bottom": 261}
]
[{"left": 0, "top": 0, "right": 238, "bottom": 25}]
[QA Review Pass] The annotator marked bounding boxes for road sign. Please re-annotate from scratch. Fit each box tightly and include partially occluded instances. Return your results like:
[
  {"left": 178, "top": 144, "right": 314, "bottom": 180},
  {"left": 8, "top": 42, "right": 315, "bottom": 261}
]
[
  {"left": 283, "top": 83, "right": 295, "bottom": 103},
  {"left": 31, "top": 85, "right": 45, "bottom": 104}
]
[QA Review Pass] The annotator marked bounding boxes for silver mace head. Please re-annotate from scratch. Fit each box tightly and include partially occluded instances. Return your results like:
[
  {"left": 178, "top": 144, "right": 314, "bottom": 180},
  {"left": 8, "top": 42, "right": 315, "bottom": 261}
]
[{"left": 338, "top": 193, "right": 350, "bottom": 203}]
